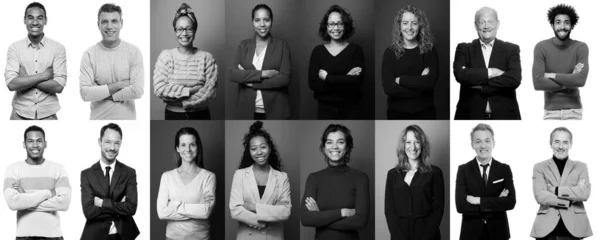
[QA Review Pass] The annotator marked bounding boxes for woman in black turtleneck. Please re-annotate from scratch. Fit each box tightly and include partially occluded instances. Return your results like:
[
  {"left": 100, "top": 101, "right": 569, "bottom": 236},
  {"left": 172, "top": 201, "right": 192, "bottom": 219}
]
[
  {"left": 300, "top": 124, "right": 370, "bottom": 240},
  {"left": 385, "top": 125, "right": 444, "bottom": 240}
]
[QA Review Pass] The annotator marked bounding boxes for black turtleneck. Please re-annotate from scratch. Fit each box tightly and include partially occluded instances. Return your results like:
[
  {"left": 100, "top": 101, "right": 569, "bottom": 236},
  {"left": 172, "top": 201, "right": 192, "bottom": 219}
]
[{"left": 553, "top": 155, "right": 568, "bottom": 176}]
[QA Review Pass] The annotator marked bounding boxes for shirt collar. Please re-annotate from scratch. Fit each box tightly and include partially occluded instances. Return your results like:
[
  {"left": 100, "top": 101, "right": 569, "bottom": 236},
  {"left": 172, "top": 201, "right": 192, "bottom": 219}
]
[
  {"left": 480, "top": 39, "right": 495, "bottom": 49},
  {"left": 26, "top": 36, "right": 46, "bottom": 48},
  {"left": 476, "top": 157, "right": 492, "bottom": 167},
  {"left": 99, "top": 160, "right": 116, "bottom": 172}
]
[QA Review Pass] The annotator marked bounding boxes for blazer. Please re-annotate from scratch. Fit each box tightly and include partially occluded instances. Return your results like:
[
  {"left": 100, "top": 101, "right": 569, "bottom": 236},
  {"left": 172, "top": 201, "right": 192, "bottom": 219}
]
[
  {"left": 385, "top": 166, "right": 444, "bottom": 240},
  {"left": 229, "top": 165, "right": 291, "bottom": 240},
  {"left": 531, "top": 159, "right": 592, "bottom": 238},
  {"left": 229, "top": 36, "right": 292, "bottom": 119},
  {"left": 80, "top": 161, "right": 139, "bottom": 240},
  {"left": 455, "top": 158, "right": 515, "bottom": 240},
  {"left": 453, "top": 39, "right": 522, "bottom": 120}
]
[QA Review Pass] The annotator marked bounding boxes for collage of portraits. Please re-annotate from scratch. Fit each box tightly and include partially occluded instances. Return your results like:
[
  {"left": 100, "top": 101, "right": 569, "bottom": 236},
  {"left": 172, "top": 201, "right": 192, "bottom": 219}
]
[{"left": 0, "top": 0, "right": 598, "bottom": 240}]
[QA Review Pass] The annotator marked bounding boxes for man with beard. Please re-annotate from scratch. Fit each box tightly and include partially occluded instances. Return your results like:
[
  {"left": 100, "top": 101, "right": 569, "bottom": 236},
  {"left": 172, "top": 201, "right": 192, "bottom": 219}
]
[
  {"left": 453, "top": 7, "right": 522, "bottom": 120},
  {"left": 533, "top": 4, "right": 588, "bottom": 120},
  {"left": 80, "top": 123, "right": 139, "bottom": 240},
  {"left": 455, "top": 123, "right": 516, "bottom": 240},
  {"left": 5, "top": 2, "right": 67, "bottom": 120},
  {"left": 531, "top": 127, "right": 592, "bottom": 239},
  {"left": 3, "top": 125, "right": 71, "bottom": 239}
]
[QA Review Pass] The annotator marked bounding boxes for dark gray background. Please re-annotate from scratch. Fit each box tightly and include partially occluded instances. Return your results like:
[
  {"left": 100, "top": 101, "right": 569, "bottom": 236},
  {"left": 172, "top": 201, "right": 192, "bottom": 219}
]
[
  {"left": 150, "top": 121, "right": 225, "bottom": 239},
  {"left": 150, "top": 0, "right": 226, "bottom": 120}
]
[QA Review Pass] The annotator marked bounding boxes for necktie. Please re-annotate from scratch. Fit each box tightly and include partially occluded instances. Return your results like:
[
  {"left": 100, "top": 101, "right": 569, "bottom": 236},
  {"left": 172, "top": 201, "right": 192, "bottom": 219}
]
[
  {"left": 105, "top": 166, "right": 111, "bottom": 196},
  {"left": 481, "top": 164, "right": 489, "bottom": 186}
]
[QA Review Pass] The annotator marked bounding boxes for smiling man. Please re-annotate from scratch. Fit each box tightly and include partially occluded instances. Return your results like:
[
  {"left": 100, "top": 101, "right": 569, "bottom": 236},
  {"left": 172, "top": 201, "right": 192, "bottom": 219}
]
[
  {"left": 80, "top": 123, "right": 139, "bottom": 240},
  {"left": 4, "top": 2, "right": 67, "bottom": 120},
  {"left": 531, "top": 127, "right": 592, "bottom": 239},
  {"left": 79, "top": 3, "right": 144, "bottom": 120},
  {"left": 3, "top": 125, "right": 71, "bottom": 240},
  {"left": 455, "top": 123, "right": 516, "bottom": 240},
  {"left": 453, "top": 7, "right": 522, "bottom": 120},
  {"left": 532, "top": 4, "right": 588, "bottom": 120}
]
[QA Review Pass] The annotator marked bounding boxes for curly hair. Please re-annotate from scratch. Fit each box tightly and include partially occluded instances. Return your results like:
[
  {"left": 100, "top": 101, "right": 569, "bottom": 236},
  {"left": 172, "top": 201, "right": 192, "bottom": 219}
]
[
  {"left": 547, "top": 4, "right": 579, "bottom": 28},
  {"left": 172, "top": 3, "right": 197, "bottom": 33},
  {"left": 319, "top": 124, "right": 354, "bottom": 164},
  {"left": 238, "top": 121, "right": 283, "bottom": 171},
  {"left": 174, "top": 127, "right": 204, "bottom": 168},
  {"left": 395, "top": 125, "right": 432, "bottom": 173},
  {"left": 390, "top": 5, "right": 435, "bottom": 59},
  {"left": 318, "top": 5, "right": 355, "bottom": 42}
]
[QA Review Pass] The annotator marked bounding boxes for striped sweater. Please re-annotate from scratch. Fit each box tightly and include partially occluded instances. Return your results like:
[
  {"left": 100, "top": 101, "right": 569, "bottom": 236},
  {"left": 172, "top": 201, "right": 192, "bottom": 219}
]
[
  {"left": 3, "top": 160, "right": 71, "bottom": 237},
  {"left": 153, "top": 48, "right": 218, "bottom": 112}
]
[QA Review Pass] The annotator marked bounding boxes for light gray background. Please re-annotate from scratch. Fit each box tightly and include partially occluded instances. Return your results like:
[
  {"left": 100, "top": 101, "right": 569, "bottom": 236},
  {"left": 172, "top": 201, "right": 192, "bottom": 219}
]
[
  {"left": 150, "top": 0, "right": 226, "bottom": 119},
  {"left": 224, "top": 120, "right": 301, "bottom": 240},
  {"left": 375, "top": 120, "right": 451, "bottom": 239},
  {"left": 298, "top": 121, "right": 375, "bottom": 239}
]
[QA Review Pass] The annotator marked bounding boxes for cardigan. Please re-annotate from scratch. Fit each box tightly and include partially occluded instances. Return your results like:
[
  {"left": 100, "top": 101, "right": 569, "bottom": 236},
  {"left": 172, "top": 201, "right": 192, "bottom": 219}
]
[{"left": 229, "top": 36, "right": 291, "bottom": 119}]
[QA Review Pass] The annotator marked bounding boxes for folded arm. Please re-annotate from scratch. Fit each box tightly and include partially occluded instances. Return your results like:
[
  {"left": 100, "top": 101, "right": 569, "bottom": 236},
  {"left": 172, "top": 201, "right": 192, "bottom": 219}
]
[
  {"left": 81, "top": 172, "right": 113, "bottom": 220},
  {"left": 156, "top": 173, "right": 189, "bottom": 220},
  {"left": 31, "top": 173, "right": 71, "bottom": 212},
  {"left": 300, "top": 174, "right": 344, "bottom": 227},
  {"left": 322, "top": 46, "right": 365, "bottom": 92},
  {"left": 381, "top": 48, "right": 421, "bottom": 98},
  {"left": 229, "top": 44, "right": 262, "bottom": 84},
  {"left": 182, "top": 57, "right": 218, "bottom": 109},
  {"left": 112, "top": 49, "right": 144, "bottom": 101},
  {"left": 153, "top": 51, "right": 193, "bottom": 99},
  {"left": 480, "top": 165, "right": 516, "bottom": 212},
  {"left": 256, "top": 174, "right": 291, "bottom": 222},
  {"left": 453, "top": 43, "right": 489, "bottom": 86},
  {"left": 553, "top": 44, "right": 589, "bottom": 88},
  {"left": 398, "top": 47, "right": 439, "bottom": 91},
  {"left": 176, "top": 172, "right": 216, "bottom": 219},
  {"left": 532, "top": 43, "right": 564, "bottom": 91},
  {"left": 253, "top": 41, "right": 292, "bottom": 90},
  {"left": 4, "top": 177, "right": 52, "bottom": 210},
  {"left": 557, "top": 165, "right": 590, "bottom": 202},
  {"left": 229, "top": 171, "right": 265, "bottom": 227},
  {"left": 328, "top": 173, "right": 369, "bottom": 230},
  {"left": 533, "top": 166, "right": 570, "bottom": 208},
  {"left": 455, "top": 165, "right": 481, "bottom": 215},
  {"left": 102, "top": 170, "right": 138, "bottom": 216}
]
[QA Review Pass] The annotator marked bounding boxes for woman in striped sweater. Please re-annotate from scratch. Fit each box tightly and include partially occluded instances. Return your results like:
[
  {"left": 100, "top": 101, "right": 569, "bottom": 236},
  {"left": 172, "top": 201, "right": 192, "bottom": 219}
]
[{"left": 153, "top": 3, "right": 218, "bottom": 120}]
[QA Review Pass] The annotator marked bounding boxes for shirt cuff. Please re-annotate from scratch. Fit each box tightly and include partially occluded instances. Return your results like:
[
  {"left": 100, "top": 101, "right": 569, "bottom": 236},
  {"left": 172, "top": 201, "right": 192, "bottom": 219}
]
[{"left": 487, "top": 68, "right": 493, "bottom": 79}]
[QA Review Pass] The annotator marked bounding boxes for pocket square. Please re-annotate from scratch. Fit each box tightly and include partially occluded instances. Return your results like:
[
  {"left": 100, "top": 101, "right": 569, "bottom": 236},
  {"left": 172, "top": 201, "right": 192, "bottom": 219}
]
[{"left": 493, "top": 178, "right": 504, "bottom": 184}]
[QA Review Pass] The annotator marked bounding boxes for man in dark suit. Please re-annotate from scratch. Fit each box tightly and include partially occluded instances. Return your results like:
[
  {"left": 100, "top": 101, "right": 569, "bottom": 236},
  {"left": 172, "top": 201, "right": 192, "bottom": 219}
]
[
  {"left": 453, "top": 7, "right": 522, "bottom": 120},
  {"left": 456, "top": 123, "right": 516, "bottom": 240},
  {"left": 80, "top": 123, "right": 139, "bottom": 240}
]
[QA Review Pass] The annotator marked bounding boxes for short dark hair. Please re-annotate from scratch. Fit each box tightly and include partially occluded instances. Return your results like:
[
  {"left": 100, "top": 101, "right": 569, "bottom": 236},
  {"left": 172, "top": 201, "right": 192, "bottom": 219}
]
[
  {"left": 319, "top": 124, "right": 354, "bottom": 164},
  {"left": 24, "top": 2, "right": 46, "bottom": 19},
  {"left": 24, "top": 125, "right": 45, "bottom": 142},
  {"left": 318, "top": 5, "right": 355, "bottom": 42},
  {"left": 98, "top": 3, "right": 122, "bottom": 20},
  {"left": 252, "top": 4, "right": 273, "bottom": 21},
  {"left": 100, "top": 123, "right": 123, "bottom": 139},
  {"left": 547, "top": 4, "right": 579, "bottom": 28},
  {"left": 175, "top": 127, "right": 203, "bottom": 168},
  {"left": 173, "top": 3, "right": 197, "bottom": 33},
  {"left": 549, "top": 127, "right": 573, "bottom": 145},
  {"left": 238, "top": 121, "right": 283, "bottom": 171}
]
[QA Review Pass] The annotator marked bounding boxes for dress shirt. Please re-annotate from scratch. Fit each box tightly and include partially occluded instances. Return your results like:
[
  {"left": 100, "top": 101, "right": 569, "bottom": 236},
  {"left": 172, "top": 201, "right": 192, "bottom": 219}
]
[
  {"left": 99, "top": 160, "right": 117, "bottom": 235},
  {"left": 476, "top": 157, "right": 492, "bottom": 180},
  {"left": 5, "top": 36, "right": 66, "bottom": 119},
  {"left": 481, "top": 39, "right": 495, "bottom": 113},
  {"left": 252, "top": 44, "right": 267, "bottom": 113}
]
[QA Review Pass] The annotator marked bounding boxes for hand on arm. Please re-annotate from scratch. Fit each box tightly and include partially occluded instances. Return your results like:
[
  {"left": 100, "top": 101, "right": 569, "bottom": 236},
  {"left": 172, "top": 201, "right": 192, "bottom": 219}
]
[
  {"left": 300, "top": 174, "right": 344, "bottom": 227},
  {"left": 35, "top": 44, "right": 67, "bottom": 94},
  {"left": 255, "top": 174, "right": 291, "bottom": 222},
  {"left": 347, "top": 67, "right": 362, "bottom": 76},
  {"left": 101, "top": 170, "right": 138, "bottom": 216},
  {"left": 229, "top": 171, "right": 266, "bottom": 228},
  {"left": 328, "top": 173, "right": 369, "bottom": 230},
  {"left": 156, "top": 174, "right": 189, "bottom": 220},
  {"left": 480, "top": 165, "right": 516, "bottom": 212},
  {"left": 553, "top": 44, "right": 589, "bottom": 88},
  {"left": 238, "top": 64, "right": 253, "bottom": 88},
  {"left": 557, "top": 166, "right": 591, "bottom": 202}
]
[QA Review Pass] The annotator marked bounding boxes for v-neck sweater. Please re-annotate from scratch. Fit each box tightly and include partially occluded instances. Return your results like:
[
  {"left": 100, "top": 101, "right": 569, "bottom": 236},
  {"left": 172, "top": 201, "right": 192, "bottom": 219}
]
[
  {"left": 301, "top": 164, "right": 370, "bottom": 240},
  {"left": 308, "top": 43, "right": 365, "bottom": 107},
  {"left": 157, "top": 168, "right": 216, "bottom": 240}
]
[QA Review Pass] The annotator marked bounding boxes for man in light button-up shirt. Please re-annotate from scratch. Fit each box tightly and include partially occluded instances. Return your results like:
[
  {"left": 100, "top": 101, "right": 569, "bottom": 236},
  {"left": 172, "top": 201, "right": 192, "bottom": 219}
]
[{"left": 4, "top": 2, "right": 67, "bottom": 120}]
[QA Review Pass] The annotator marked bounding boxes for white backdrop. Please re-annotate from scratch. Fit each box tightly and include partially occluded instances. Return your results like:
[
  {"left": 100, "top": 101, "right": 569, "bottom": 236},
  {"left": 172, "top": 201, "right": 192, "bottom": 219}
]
[
  {"left": 450, "top": 0, "right": 598, "bottom": 121},
  {"left": 0, "top": 121, "right": 150, "bottom": 239},
  {"left": 0, "top": 0, "right": 150, "bottom": 121},
  {"left": 450, "top": 121, "right": 599, "bottom": 239}
]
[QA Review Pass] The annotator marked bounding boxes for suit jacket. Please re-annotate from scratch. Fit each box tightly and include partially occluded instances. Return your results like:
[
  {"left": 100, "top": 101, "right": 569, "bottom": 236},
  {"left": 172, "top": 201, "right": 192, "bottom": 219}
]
[
  {"left": 80, "top": 161, "right": 139, "bottom": 240},
  {"left": 384, "top": 166, "right": 444, "bottom": 240},
  {"left": 531, "top": 158, "right": 592, "bottom": 238},
  {"left": 453, "top": 39, "right": 522, "bottom": 120},
  {"left": 455, "top": 158, "right": 516, "bottom": 240},
  {"left": 229, "top": 36, "right": 292, "bottom": 119},
  {"left": 229, "top": 165, "right": 291, "bottom": 240}
]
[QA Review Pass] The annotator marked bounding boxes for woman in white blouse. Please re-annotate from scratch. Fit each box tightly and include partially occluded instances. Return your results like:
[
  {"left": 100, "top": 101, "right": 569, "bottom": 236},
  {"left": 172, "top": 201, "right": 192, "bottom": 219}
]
[
  {"left": 229, "top": 121, "right": 291, "bottom": 239},
  {"left": 157, "top": 127, "right": 216, "bottom": 240}
]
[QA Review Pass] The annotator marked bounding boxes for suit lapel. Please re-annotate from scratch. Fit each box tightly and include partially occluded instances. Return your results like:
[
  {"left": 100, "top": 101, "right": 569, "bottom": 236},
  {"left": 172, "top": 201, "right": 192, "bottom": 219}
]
[
  {"left": 245, "top": 39, "right": 257, "bottom": 70},
  {"left": 110, "top": 161, "right": 123, "bottom": 198},
  {"left": 486, "top": 159, "right": 500, "bottom": 191},
  {"left": 469, "top": 158, "right": 485, "bottom": 193},
  {"left": 559, "top": 159, "right": 574, "bottom": 186},
  {"left": 488, "top": 40, "right": 503, "bottom": 68},
  {"left": 261, "top": 167, "right": 276, "bottom": 204},
  {"left": 547, "top": 159, "right": 561, "bottom": 185},
  {"left": 246, "top": 167, "right": 260, "bottom": 203},
  {"left": 472, "top": 40, "right": 486, "bottom": 68},
  {"left": 92, "top": 162, "right": 109, "bottom": 196}
]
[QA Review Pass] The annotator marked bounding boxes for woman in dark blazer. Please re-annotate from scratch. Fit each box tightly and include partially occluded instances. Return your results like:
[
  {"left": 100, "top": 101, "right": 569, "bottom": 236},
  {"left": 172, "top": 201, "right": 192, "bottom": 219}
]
[
  {"left": 384, "top": 125, "right": 444, "bottom": 240},
  {"left": 229, "top": 4, "right": 292, "bottom": 120}
]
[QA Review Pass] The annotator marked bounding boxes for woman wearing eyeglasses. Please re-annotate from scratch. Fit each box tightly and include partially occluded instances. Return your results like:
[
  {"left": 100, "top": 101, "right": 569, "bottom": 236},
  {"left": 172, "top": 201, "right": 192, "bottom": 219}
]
[
  {"left": 382, "top": 5, "right": 438, "bottom": 120},
  {"left": 308, "top": 5, "right": 365, "bottom": 120},
  {"left": 229, "top": 4, "right": 292, "bottom": 120},
  {"left": 153, "top": 3, "right": 218, "bottom": 120}
]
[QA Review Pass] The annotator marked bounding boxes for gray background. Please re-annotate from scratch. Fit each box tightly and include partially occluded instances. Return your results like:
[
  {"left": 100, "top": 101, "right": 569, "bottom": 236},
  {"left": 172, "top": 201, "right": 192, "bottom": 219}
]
[
  {"left": 298, "top": 121, "right": 375, "bottom": 239},
  {"left": 150, "top": 0, "right": 226, "bottom": 120},
  {"left": 224, "top": 0, "right": 302, "bottom": 119},
  {"left": 224, "top": 120, "right": 301, "bottom": 240},
  {"left": 150, "top": 121, "right": 225, "bottom": 239},
  {"left": 375, "top": 121, "right": 451, "bottom": 239},
  {"left": 296, "top": 0, "right": 376, "bottom": 119},
  {"left": 374, "top": 0, "right": 450, "bottom": 119}
]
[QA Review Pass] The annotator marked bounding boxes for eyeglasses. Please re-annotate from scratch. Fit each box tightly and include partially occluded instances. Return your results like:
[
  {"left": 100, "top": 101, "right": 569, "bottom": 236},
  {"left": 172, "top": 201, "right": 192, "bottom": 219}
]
[
  {"left": 175, "top": 27, "right": 194, "bottom": 34},
  {"left": 327, "top": 22, "right": 344, "bottom": 29}
]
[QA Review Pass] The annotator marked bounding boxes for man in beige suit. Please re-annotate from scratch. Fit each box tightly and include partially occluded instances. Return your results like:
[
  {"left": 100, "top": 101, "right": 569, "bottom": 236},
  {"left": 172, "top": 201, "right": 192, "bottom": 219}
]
[{"left": 531, "top": 127, "right": 592, "bottom": 240}]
